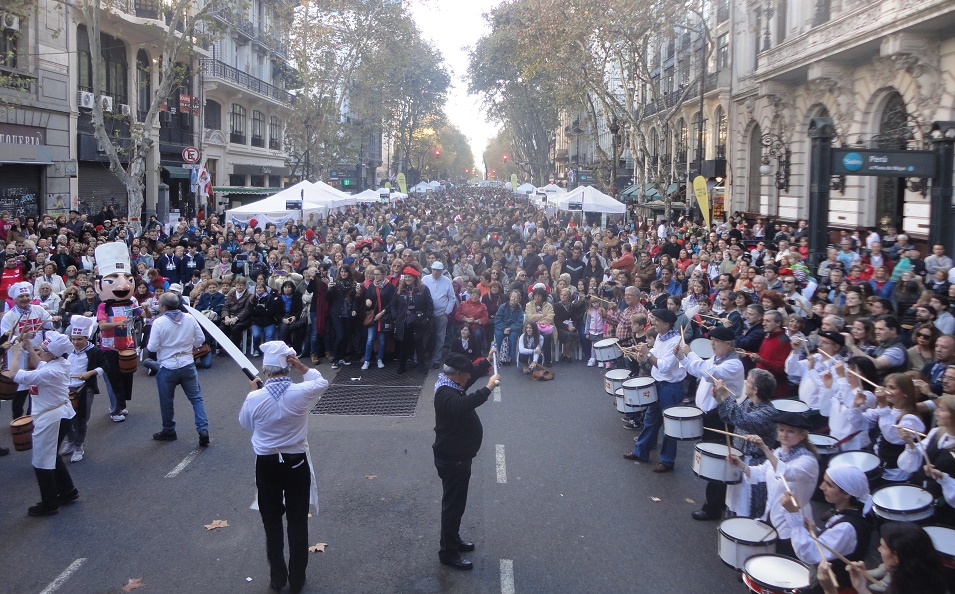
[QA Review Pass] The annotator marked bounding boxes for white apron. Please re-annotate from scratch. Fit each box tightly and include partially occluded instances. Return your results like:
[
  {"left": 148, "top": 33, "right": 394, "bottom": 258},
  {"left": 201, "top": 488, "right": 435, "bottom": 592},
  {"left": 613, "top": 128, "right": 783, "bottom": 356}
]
[
  {"left": 15, "top": 358, "right": 74, "bottom": 469},
  {"left": 250, "top": 442, "right": 319, "bottom": 514}
]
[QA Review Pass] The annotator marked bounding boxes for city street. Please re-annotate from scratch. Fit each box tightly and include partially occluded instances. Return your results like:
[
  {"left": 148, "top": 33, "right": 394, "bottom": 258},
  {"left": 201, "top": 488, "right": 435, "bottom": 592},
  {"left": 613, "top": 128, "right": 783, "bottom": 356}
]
[{"left": 0, "top": 358, "right": 743, "bottom": 594}]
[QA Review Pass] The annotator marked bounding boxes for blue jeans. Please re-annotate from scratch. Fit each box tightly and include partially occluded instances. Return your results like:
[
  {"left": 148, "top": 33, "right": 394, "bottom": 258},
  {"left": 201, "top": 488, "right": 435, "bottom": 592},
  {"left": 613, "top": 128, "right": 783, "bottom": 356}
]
[
  {"left": 431, "top": 314, "right": 449, "bottom": 364},
  {"left": 632, "top": 379, "right": 685, "bottom": 466},
  {"left": 156, "top": 364, "right": 207, "bottom": 434},
  {"left": 251, "top": 324, "right": 275, "bottom": 353},
  {"left": 308, "top": 312, "right": 325, "bottom": 357},
  {"left": 364, "top": 325, "right": 385, "bottom": 362},
  {"left": 494, "top": 328, "right": 518, "bottom": 362}
]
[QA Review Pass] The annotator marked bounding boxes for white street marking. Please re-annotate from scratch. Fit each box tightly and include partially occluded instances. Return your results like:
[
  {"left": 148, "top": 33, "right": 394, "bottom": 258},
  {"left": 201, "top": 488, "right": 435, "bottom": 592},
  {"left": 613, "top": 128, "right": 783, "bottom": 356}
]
[
  {"left": 165, "top": 447, "right": 202, "bottom": 478},
  {"left": 39, "top": 558, "right": 86, "bottom": 594},
  {"left": 495, "top": 444, "right": 507, "bottom": 483},
  {"left": 500, "top": 559, "right": 515, "bottom": 594}
]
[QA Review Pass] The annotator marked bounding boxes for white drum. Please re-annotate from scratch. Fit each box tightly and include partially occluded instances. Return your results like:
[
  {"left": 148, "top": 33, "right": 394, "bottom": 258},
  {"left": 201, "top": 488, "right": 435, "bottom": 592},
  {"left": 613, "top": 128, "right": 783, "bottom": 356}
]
[
  {"left": 593, "top": 338, "right": 622, "bottom": 362},
  {"left": 718, "top": 518, "right": 778, "bottom": 570},
  {"left": 615, "top": 388, "right": 644, "bottom": 415},
  {"left": 622, "top": 377, "right": 658, "bottom": 408},
  {"left": 692, "top": 442, "right": 743, "bottom": 484},
  {"left": 742, "top": 554, "right": 812, "bottom": 594},
  {"left": 829, "top": 450, "right": 884, "bottom": 482},
  {"left": 771, "top": 399, "right": 810, "bottom": 414},
  {"left": 604, "top": 369, "right": 630, "bottom": 396},
  {"left": 690, "top": 338, "right": 715, "bottom": 359},
  {"left": 872, "top": 484, "right": 935, "bottom": 522},
  {"left": 925, "top": 525, "right": 955, "bottom": 569},
  {"left": 809, "top": 434, "right": 840, "bottom": 456},
  {"left": 663, "top": 406, "right": 704, "bottom": 441}
]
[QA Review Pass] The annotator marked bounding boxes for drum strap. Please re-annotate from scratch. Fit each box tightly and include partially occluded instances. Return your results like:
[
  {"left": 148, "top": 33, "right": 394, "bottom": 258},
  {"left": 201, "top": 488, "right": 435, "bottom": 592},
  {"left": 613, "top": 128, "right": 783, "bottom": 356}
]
[{"left": 831, "top": 431, "right": 863, "bottom": 448}]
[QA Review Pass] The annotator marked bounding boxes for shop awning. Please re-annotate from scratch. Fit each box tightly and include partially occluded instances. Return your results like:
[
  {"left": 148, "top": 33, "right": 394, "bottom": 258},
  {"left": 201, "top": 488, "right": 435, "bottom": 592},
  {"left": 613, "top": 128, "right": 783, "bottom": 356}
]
[
  {"left": 212, "top": 186, "right": 279, "bottom": 195},
  {"left": 163, "top": 166, "right": 192, "bottom": 179}
]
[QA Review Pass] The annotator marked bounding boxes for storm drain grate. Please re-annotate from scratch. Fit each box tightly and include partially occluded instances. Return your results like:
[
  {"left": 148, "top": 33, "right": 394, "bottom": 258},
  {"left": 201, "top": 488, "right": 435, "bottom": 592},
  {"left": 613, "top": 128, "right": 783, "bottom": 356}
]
[{"left": 310, "top": 362, "right": 428, "bottom": 416}]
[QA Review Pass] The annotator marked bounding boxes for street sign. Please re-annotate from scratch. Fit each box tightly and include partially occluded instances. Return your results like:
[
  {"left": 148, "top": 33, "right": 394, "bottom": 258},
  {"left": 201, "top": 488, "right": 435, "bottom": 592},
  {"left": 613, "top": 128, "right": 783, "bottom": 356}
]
[
  {"left": 831, "top": 148, "right": 936, "bottom": 177},
  {"left": 285, "top": 200, "right": 302, "bottom": 210},
  {"left": 182, "top": 146, "right": 200, "bottom": 163},
  {"left": 329, "top": 170, "right": 338, "bottom": 179}
]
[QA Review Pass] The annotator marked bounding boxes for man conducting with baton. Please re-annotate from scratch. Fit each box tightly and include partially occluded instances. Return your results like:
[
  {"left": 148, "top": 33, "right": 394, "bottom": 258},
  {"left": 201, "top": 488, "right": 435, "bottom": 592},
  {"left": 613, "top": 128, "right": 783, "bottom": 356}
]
[{"left": 432, "top": 352, "right": 500, "bottom": 570}]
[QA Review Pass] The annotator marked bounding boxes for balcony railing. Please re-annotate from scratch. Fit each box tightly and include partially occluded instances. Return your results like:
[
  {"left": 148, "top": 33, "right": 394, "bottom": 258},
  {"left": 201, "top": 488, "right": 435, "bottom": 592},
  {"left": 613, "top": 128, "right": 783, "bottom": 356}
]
[
  {"left": 200, "top": 58, "right": 293, "bottom": 106},
  {"left": 269, "top": 138, "right": 281, "bottom": 150},
  {"left": 251, "top": 136, "right": 265, "bottom": 148},
  {"left": 230, "top": 132, "right": 246, "bottom": 144},
  {"left": 112, "top": 0, "right": 161, "bottom": 19}
]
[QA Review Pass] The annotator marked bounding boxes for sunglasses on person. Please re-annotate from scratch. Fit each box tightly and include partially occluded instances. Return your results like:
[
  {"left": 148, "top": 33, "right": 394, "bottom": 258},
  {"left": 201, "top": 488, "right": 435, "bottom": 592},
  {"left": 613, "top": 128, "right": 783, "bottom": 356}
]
[{"left": 917, "top": 333, "right": 932, "bottom": 339}]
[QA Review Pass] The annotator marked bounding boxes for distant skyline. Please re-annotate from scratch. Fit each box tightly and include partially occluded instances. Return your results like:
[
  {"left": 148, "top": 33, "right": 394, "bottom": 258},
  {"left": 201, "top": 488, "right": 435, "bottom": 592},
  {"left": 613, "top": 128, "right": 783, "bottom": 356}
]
[{"left": 410, "top": 0, "right": 502, "bottom": 173}]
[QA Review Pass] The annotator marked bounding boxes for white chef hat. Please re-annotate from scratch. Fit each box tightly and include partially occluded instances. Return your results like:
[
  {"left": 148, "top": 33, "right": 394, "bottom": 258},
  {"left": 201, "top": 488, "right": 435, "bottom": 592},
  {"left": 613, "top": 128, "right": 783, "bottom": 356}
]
[
  {"left": 42, "top": 331, "right": 73, "bottom": 358},
  {"left": 95, "top": 241, "right": 131, "bottom": 277},
  {"left": 7, "top": 281, "right": 32, "bottom": 300},
  {"left": 260, "top": 341, "right": 295, "bottom": 368},
  {"left": 69, "top": 316, "right": 96, "bottom": 339}
]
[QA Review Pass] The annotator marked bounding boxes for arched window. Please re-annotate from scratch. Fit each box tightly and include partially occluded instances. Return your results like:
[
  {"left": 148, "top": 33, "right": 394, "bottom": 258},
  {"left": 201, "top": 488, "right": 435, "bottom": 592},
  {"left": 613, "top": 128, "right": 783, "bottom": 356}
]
[
  {"left": 661, "top": 124, "right": 671, "bottom": 161},
  {"left": 137, "top": 50, "right": 150, "bottom": 120},
  {"left": 748, "top": 124, "right": 762, "bottom": 212},
  {"left": 675, "top": 119, "right": 688, "bottom": 164},
  {"left": 692, "top": 112, "right": 705, "bottom": 163},
  {"left": 715, "top": 107, "right": 727, "bottom": 158},
  {"left": 875, "top": 92, "right": 909, "bottom": 227}
]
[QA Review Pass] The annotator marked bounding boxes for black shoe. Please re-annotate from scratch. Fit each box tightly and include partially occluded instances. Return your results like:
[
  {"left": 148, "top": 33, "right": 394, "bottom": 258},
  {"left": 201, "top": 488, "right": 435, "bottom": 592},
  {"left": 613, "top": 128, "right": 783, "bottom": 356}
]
[
  {"left": 269, "top": 580, "right": 286, "bottom": 591},
  {"left": 198, "top": 429, "right": 210, "bottom": 447},
  {"left": 57, "top": 488, "right": 79, "bottom": 505},
  {"left": 153, "top": 431, "right": 178, "bottom": 441},
  {"left": 439, "top": 554, "right": 473, "bottom": 570},
  {"left": 289, "top": 579, "right": 305, "bottom": 594},
  {"left": 692, "top": 509, "right": 720, "bottom": 521},
  {"left": 397, "top": 366, "right": 407, "bottom": 374},
  {"left": 432, "top": 362, "right": 441, "bottom": 369},
  {"left": 28, "top": 501, "right": 59, "bottom": 516},
  {"left": 457, "top": 541, "right": 476, "bottom": 552},
  {"left": 0, "top": 446, "right": 8, "bottom": 456}
]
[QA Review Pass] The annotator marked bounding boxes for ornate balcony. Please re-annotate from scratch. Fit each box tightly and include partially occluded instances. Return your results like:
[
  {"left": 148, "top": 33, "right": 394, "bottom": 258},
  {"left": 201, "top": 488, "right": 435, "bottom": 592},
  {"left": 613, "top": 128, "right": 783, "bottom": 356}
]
[{"left": 200, "top": 58, "right": 293, "bottom": 106}]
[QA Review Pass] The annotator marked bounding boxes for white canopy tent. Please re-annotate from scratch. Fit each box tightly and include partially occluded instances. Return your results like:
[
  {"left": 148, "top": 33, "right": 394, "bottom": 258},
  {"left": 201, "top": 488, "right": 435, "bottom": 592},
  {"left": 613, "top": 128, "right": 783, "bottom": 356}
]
[
  {"left": 312, "top": 180, "right": 358, "bottom": 209},
  {"left": 410, "top": 181, "right": 431, "bottom": 193},
  {"left": 555, "top": 185, "right": 626, "bottom": 214},
  {"left": 514, "top": 183, "right": 536, "bottom": 195},
  {"left": 355, "top": 189, "right": 385, "bottom": 203},
  {"left": 226, "top": 194, "right": 328, "bottom": 227}
]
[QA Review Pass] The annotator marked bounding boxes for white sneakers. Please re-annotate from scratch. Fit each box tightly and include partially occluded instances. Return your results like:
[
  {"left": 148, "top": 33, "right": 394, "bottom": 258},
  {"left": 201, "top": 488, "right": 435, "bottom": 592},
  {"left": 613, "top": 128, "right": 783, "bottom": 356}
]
[
  {"left": 59, "top": 440, "right": 75, "bottom": 456},
  {"left": 110, "top": 414, "right": 125, "bottom": 422},
  {"left": 361, "top": 361, "right": 370, "bottom": 370},
  {"left": 71, "top": 446, "right": 84, "bottom": 463},
  {"left": 377, "top": 360, "right": 385, "bottom": 369},
  {"left": 587, "top": 358, "right": 596, "bottom": 367}
]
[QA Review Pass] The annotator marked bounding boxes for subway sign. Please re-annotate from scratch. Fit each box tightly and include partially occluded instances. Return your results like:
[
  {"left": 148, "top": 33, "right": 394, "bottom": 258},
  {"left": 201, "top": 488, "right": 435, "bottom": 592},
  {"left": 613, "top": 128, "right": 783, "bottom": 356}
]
[{"left": 832, "top": 148, "right": 936, "bottom": 177}]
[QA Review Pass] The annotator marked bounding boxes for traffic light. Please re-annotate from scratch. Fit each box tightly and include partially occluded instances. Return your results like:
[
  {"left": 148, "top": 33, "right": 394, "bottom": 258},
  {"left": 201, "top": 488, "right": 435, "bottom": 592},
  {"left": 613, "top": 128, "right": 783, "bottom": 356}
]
[
  {"left": 342, "top": 179, "right": 351, "bottom": 187},
  {"left": 435, "top": 149, "right": 440, "bottom": 157},
  {"left": 502, "top": 154, "right": 508, "bottom": 163}
]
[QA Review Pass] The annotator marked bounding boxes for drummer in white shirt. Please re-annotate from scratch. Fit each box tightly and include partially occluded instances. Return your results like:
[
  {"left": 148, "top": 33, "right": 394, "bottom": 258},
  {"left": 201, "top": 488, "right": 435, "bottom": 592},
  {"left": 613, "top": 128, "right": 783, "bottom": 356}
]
[
  {"left": 785, "top": 332, "right": 845, "bottom": 425},
  {"left": 819, "top": 358, "right": 878, "bottom": 452},
  {"left": 239, "top": 341, "right": 329, "bottom": 593},
  {"left": 674, "top": 326, "right": 745, "bottom": 520},
  {"left": 730, "top": 411, "right": 820, "bottom": 558},
  {"left": 898, "top": 394, "right": 955, "bottom": 527}
]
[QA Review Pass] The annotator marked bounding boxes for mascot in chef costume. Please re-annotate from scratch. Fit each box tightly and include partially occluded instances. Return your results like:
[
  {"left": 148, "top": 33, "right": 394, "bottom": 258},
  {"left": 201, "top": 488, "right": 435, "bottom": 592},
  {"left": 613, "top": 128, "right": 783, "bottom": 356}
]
[
  {"left": 94, "top": 241, "right": 142, "bottom": 421},
  {"left": 8, "top": 331, "right": 77, "bottom": 516},
  {"left": 1, "top": 281, "right": 54, "bottom": 419}
]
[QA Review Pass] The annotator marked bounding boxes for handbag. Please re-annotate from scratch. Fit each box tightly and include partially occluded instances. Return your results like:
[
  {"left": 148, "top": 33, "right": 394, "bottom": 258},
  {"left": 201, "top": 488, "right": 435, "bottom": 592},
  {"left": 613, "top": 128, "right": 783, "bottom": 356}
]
[
  {"left": 537, "top": 322, "right": 554, "bottom": 335},
  {"left": 363, "top": 309, "right": 376, "bottom": 327},
  {"left": 499, "top": 335, "right": 511, "bottom": 363},
  {"left": 530, "top": 366, "right": 555, "bottom": 381},
  {"left": 192, "top": 343, "right": 211, "bottom": 359}
]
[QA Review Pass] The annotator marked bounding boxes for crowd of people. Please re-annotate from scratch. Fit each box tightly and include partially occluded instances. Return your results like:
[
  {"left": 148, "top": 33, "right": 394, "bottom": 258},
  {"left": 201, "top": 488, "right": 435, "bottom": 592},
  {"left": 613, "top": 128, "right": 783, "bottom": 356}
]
[{"left": 0, "top": 185, "right": 953, "bottom": 591}]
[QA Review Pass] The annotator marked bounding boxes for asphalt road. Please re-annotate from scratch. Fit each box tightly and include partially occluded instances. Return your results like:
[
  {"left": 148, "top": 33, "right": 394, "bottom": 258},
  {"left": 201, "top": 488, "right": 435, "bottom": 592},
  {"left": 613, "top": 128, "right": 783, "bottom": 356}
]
[{"left": 0, "top": 357, "right": 745, "bottom": 594}]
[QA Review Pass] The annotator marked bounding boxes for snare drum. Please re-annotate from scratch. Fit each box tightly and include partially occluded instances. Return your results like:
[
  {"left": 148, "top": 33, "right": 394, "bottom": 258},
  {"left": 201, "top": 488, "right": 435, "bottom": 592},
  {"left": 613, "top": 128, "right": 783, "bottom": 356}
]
[
  {"left": 742, "top": 554, "right": 812, "bottom": 594},
  {"left": 663, "top": 406, "right": 704, "bottom": 440},
  {"left": 117, "top": 349, "right": 138, "bottom": 374},
  {"left": 593, "top": 338, "right": 622, "bottom": 362},
  {"left": 925, "top": 525, "right": 955, "bottom": 569},
  {"left": 718, "top": 518, "right": 777, "bottom": 570},
  {"left": 622, "top": 377, "right": 658, "bottom": 408},
  {"left": 689, "top": 338, "right": 714, "bottom": 359},
  {"left": 692, "top": 442, "right": 743, "bottom": 484},
  {"left": 828, "top": 450, "right": 884, "bottom": 483},
  {"left": 615, "top": 388, "right": 645, "bottom": 415},
  {"left": 11, "top": 415, "right": 33, "bottom": 451},
  {"left": 872, "top": 484, "right": 935, "bottom": 522},
  {"left": 604, "top": 369, "right": 630, "bottom": 396},
  {"left": 809, "top": 434, "right": 839, "bottom": 456},
  {"left": 771, "top": 399, "right": 810, "bottom": 414}
]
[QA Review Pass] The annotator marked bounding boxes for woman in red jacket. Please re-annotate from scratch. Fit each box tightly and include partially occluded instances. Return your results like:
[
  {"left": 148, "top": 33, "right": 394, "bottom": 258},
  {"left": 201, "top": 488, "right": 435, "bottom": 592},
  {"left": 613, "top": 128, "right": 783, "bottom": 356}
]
[{"left": 741, "top": 310, "right": 791, "bottom": 398}]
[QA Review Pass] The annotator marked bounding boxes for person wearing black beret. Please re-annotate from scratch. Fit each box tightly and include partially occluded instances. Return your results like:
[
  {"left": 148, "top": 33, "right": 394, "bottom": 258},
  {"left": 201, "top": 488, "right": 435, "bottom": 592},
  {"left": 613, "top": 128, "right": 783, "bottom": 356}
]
[
  {"left": 432, "top": 353, "right": 500, "bottom": 570},
  {"left": 728, "top": 410, "right": 819, "bottom": 558}
]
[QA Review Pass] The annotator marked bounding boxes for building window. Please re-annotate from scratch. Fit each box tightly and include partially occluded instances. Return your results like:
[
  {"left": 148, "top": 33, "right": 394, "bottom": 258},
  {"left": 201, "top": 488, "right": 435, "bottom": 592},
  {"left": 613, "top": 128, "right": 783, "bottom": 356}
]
[
  {"left": 813, "top": 0, "right": 830, "bottom": 27},
  {"left": 715, "top": 107, "right": 727, "bottom": 158},
  {"left": 717, "top": 0, "right": 729, "bottom": 23},
  {"left": 664, "top": 67, "right": 674, "bottom": 94},
  {"left": 231, "top": 104, "right": 246, "bottom": 144},
  {"left": 205, "top": 100, "right": 221, "bottom": 130},
  {"left": 692, "top": 112, "right": 705, "bottom": 163},
  {"left": 676, "top": 119, "right": 687, "bottom": 164},
  {"left": 269, "top": 116, "right": 281, "bottom": 150},
  {"left": 268, "top": 175, "right": 281, "bottom": 187},
  {"left": 0, "top": 27, "right": 18, "bottom": 70},
  {"left": 777, "top": 0, "right": 788, "bottom": 44},
  {"left": 251, "top": 110, "right": 265, "bottom": 147},
  {"left": 76, "top": 25, "right": 128, "bottom": 102},
  {"left": 136, "top": 50, "right": 150, "bottom": 121},
  {"left": 716, "top": 34, "right": 729, "bottom": 71},
  {"left": 229, "top": 174, "right": 245, "bottom": 187},
  {"left": 250, "top": 175, "right": 264, "bottom": 187},
  {"left": 678, "top": 59, "right": 688, "bottom": 87}
]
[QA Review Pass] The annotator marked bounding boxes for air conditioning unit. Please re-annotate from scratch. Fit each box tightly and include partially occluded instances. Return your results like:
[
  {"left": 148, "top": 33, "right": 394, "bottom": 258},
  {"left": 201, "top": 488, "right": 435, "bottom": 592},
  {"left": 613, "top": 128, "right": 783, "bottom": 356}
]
[
  {"left": 101, "top": 96, "right": 113, "bottom": 112},
  {"left": 0, "top": 12, "right": 20, "bottom": 32},
  {"left": 77, "top": 91, "right": 95, "bottom": 110},
  {"left": 119, "top": 104, "right": 132, "bottom": 117}
]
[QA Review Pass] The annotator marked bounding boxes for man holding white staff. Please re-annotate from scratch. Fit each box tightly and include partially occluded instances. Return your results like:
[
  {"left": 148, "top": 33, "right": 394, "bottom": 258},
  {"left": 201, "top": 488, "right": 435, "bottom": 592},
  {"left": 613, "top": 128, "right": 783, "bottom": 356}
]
[
  {"left": 10, "top": 332, "right": 77, "bottom": 516},
  {"left": 625, "top": 308, "right": 686, "bottom": 473},
  {"left": 785, "top": 330, "right": 845, "bottom": 428},
  {"left": 239, "top": 341, "right": 328, "bottom": 593},
  {"left": 675, "top": 326, "right": 745, "bottom": 520},
  {"left": 147, "top": 292, "right": 209, "bottom": 445},
  {"left": 1, "top": 281, "right": 54, "bottom": 420}
]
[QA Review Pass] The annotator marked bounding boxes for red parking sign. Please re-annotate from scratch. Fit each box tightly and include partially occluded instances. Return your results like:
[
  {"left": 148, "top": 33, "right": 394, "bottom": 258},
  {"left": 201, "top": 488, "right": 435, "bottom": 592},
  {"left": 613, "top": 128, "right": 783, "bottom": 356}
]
[{"left": 182, "top": 146, "right": 200, "bottom": 163}]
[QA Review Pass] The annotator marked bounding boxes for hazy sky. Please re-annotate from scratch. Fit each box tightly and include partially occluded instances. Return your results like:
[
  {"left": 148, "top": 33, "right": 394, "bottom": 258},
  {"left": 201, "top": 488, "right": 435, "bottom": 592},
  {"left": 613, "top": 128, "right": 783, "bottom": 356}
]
[{"left": 409, "top": 0, "right": 502, "bottom": 171}]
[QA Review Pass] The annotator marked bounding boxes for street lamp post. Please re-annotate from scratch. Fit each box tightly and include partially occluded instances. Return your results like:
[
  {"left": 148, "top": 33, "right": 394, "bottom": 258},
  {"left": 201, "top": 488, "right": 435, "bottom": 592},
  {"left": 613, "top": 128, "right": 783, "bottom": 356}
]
[
  {"left": 303, "top": 120, "right": 311, "bottom": 183},
  {"left": 609, "top": 118, "right": 619, "bottom": 195}
]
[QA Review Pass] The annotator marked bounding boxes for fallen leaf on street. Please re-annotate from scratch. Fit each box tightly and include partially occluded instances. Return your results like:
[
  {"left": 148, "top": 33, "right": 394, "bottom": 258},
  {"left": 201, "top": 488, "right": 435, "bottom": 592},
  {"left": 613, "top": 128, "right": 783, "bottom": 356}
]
[
  {"left": 309, "top": 543, "right": 328, "bottom": 553},
  {"left": 204, "top": 519, "right": 229, "bottom": 530},
  {"left": 122, "top": 577, "right": 145, "bottom": 592},
  {"left": 685, "top": 498, "right": 696, "bottom": 504},
  {"left": 650, "top": 497, "right": 662, "bottom": 502},
  {"left": 365, "top": 475, "right": 377, "bottom": 480}
]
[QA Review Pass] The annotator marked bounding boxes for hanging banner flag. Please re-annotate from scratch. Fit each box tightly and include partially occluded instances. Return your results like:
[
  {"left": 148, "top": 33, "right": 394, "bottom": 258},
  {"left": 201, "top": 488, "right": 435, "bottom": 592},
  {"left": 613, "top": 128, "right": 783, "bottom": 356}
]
[
  {"left": 397, "top": 172, "right": 407, "bottom": 194},
  {"left": 693, "top": 175, "right": 710, "bottom": 229}
]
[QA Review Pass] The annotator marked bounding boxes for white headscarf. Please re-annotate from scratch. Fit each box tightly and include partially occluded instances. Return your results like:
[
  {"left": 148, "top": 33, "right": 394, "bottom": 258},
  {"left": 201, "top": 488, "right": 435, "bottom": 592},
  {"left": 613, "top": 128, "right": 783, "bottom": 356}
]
[{"left": 827, "top": 464, "right": 872, "bottom": 515}]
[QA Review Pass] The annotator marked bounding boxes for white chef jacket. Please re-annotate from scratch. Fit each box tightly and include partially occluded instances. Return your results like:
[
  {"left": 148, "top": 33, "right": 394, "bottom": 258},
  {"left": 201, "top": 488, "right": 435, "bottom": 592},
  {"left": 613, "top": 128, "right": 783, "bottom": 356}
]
[
  {"left": 650, "top": 330, "right": 686, "bottom": 384},
  {"left": 785, "top": 351, "right": 843, "bottom": 410},
  {"left": 147, "top": 313, "right": 204, "bottom": 370},
  {"left": 818, "top": 377, "right": 874, "bottom": 451},
  {"left": 744, "top": 449, "right": 819, "bottom": 539},
  {"left": 14, "top": 357, "right": 73, "bottom": 469},
  {"left": 2, "top": 305, "right": 53, "bottom": 390},
  {"left": 680, "top": 351, "right": 745, "bottom": 412}
]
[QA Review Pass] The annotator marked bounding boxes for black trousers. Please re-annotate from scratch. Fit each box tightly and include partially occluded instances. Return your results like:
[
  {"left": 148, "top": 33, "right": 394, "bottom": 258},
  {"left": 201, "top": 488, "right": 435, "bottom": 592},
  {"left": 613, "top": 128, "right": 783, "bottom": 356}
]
[
  {"left": 701, "top": 407, "right": 731, "bottom": 515},
  {"left": 434, "top": 456, "right": 472, "bottom": 555},
  {"left": 399, "top": 327, "right": 426, "bottom": 369},
  {"left": 103, "top": 349, "right": 133, "bottom": 414},
  {"left": 256, "top": 453, "right": 310, "bottom": 589},
  {"left": 12, "top": 388, "right": 29, "bottom": 419}
]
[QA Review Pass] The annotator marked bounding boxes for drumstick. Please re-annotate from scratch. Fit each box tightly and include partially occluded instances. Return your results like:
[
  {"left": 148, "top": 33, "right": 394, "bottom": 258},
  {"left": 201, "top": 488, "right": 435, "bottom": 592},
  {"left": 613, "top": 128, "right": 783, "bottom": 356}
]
[
  {"left": 724, "top": 422, "right": 732, "bottom": 450},
  {"left": 893, "top": 425, "right": 927, "bottom": 439},
  {"left": 704, "top": 426, "right": 748, "bottom": 440},
  {"left": 699, "top": 367, "right": 740, "bottom": 399},
  {"left": 809, "top": 534, "right": 881, "bottom": 585},
  {"left": 817, "top": 350, "right": 879, "bottom": 389}
]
